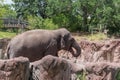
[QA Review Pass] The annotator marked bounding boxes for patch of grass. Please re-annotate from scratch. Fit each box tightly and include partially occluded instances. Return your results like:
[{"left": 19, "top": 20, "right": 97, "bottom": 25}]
[
  {"left": 74, "top": 32, "right": 108, "bottom": 41},
  {"left": 87, "top": 33, "right": 108, "bottom": 41},
  {"left": 0, "top": 31, "right": 16, "bottom": 38},
  {"left": 77, "top": 72, "right": 86, "bottom": 80},
  {"left": 116, "top": 71, "right": 120, "bottom": 80}
]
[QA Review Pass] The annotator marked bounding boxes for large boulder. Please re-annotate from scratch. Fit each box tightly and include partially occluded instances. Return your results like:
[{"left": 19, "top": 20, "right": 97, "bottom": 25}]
[
  {"left": 30, "top": 55, "right": 73, "bottom": 80},
  {"left": 0, "top": 57, "right": 29, "bottom": 80}
]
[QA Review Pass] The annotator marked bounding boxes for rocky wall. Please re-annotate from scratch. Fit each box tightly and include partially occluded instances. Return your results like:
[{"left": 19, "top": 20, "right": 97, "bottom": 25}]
[
  {"left": 0, "top": 57, "right": 29, "bottom": 80},
  {"left": 79, "top": 39, "right": 120, "bottom": 62},
  {"left": 0, "top": 38, "right": 10, "bottom": 59},
  {"left": 1, "top": 55, "right": 120, "bottom": 80},
  {"left": 0, "top": 39, "right": 120, "bottom": 80}
]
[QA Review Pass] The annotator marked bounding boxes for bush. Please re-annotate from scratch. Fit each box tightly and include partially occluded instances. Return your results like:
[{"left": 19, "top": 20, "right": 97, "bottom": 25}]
[
  {"left": 43, "top": 18, "right": 58, "bottom": 30},
  {"left": 28, "top": 16, "right": 59, "bottom": 30},
  {"left": 27, "top": 16, "right": 44, "bottom": 29}
]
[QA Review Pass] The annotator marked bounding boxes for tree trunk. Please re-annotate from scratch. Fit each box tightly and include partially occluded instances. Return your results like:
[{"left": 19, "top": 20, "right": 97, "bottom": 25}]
[{"left": 82, "top": 4, "right": 89, "bottom": 32}]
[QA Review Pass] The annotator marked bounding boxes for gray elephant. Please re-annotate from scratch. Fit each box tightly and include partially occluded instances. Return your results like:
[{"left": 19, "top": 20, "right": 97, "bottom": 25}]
[{"left": 6, "top": 28, "right": 81, "bottom": 62}]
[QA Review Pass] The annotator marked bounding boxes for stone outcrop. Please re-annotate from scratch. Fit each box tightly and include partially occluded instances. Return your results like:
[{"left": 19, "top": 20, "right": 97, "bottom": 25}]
[
  {"left": 0, "top": 55, "right": 78, "bottom": 80},
  {"left": 79, "top": 39, "right": 120, "bottom": 62},
  {"left": 30, "top": 55, "right": 72, "bottom": 80},
  {"left": 79, "top": 39, "right": 104, "bottom": 62},
  {"left": 29, "top": 55, "right": 120, "bottom": 80},
  {"left": 0, "top": 55, "right": 120, "bottom": 80},
  {"left": 0, "top": 57, "right": 29, "bottom": 80},
  {"left": 83, "top": 62, "right": 120, "bottom": 80}
]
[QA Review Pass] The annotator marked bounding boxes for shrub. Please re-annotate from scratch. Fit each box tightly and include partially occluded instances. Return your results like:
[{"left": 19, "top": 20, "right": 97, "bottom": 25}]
[{"left": 28, "top": 16, "right": 58, "bottom": 30}]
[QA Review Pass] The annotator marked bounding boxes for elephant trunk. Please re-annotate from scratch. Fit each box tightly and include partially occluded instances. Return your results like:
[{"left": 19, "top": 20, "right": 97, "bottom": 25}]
[{"left": 70, "top": 39, "right": 81, "bottom": 57}]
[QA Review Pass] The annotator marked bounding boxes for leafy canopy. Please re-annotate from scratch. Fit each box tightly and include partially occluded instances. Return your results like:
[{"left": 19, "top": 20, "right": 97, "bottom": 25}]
[{"left": 11, "top": 0, "right": 120, "bottom": 36}]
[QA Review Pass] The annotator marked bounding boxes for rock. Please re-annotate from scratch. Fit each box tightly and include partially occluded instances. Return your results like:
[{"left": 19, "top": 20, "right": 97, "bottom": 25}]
[
  {"left": 30, "top": 55, "right": 72, "bottom": 80},
  {"left": 84, "top": 62, "right": 120, "bottom": 80},
  {"left": 113, "top": 46, "right": 120, "bottom": 62},
  {"left": 79, "top": 39, "right": 120, "bottom": 62},
  {"left": 79, "top": 39, "right": 104, "bottom": 62},
  {"left": 93, "top": 39, "right": 120, "bottom": 62},
  {"left": 0, "top": 55, "right": 120, "bottom": 80},
  {"left": 31, "top": 55, "right": 71, "bottom": 80},
  {"left": 0, "top": 57, "right": 29, "bottom": 80}
]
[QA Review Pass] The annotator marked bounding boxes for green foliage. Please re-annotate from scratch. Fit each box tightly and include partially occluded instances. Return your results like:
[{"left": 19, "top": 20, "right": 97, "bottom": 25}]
[
  {"left": 0, "top": 0, "right": 17, "bottom": 34},
  {"left": 74, "top": 32, "right": 108, "bottom": 41},
  {"left": 88, "top": 33, "right": 108, "bottom": 41},
  {"left": 43, "top": 18, "right": 58, "bottom": 30},
  {"left": 0, "top": 20, "right": 3, "bottom": 28},
  {"left": 27, "top": 16, "right": 44, "bottom": 29},
  {"left": 116, "top": 71, "right": 120, "bottom": 80},
  {"left": 52, "top": 14, "right": 69, "bottom": 28},
  {"left": 0, "top": 0, "right": 16, "bottom": 29},
  {"left": 0, "top": 2, "right": 16, "bottom": 18},
  {"left": 77, "top": 72, "right": 86, "bottom": 80},
  {"left": 12, "top": 0, "right": 120, "bottom": 36},
  {"left": 27, "top": 15, "right": 58, "bottom": 29},
  {"left": 12, "top": 0, "right": 47, "bottom": 19}
]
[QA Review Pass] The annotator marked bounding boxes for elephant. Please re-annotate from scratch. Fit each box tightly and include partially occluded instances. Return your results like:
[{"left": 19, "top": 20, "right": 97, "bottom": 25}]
[{"left": 6, "top": 28, "right": 81, "bottom": 62}]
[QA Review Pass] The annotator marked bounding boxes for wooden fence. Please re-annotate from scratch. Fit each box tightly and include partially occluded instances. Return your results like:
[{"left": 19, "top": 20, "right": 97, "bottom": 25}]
[{"left": 0, "top": 18, "right": 28, "bottom": 32}]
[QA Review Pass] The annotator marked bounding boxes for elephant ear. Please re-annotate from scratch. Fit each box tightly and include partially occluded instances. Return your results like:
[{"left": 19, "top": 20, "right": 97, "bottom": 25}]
[{"left": 60, "top": 37, "right": 65, "bottom": 49}]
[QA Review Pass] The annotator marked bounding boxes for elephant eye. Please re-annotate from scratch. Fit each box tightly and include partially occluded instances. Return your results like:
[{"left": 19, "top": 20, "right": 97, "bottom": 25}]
[{"left": 69, "top": 38, "right": 74, "bottom": 42}]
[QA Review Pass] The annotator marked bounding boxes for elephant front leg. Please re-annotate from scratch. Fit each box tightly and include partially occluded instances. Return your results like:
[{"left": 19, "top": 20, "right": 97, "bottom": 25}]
[
  {"left": 44, "top": 45, "right": 58, "bottom": 57},
  {"left": 44, "top": 52, "right": 58, "bottom": 57}
]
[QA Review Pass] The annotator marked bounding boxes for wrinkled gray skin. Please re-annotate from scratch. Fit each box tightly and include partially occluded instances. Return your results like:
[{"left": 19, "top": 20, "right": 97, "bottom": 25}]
[{"left": 6, "top": 28, "right": 81, "bottom": 62}]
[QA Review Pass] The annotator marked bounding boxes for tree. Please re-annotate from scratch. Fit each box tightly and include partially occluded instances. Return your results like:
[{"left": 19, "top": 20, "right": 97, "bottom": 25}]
[
  {"left": 0, "top": 0, "right": 16, "bottom": 18},
  {"left": 0, "top": 0, "right": 16, "bottom": 28},
  {"left": 12, "top": 0, "right": 120, "bottom": 36},
  {"left": 12, "top": 0, "right": 48, "bottom": 19},
  {"left": 102, "top": 0, "right": 120, "bottom": 36}
]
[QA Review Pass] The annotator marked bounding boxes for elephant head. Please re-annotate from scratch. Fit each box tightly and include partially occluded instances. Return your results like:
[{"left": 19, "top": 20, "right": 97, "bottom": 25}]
[{"left": 56, "top": 28, "right": 81, "bottom": 57}]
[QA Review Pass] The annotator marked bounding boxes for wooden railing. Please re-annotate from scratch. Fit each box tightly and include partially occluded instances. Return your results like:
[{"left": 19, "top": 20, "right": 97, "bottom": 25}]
[{"left": 0, "top": 18, "right": 29, "bottom": 32}]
